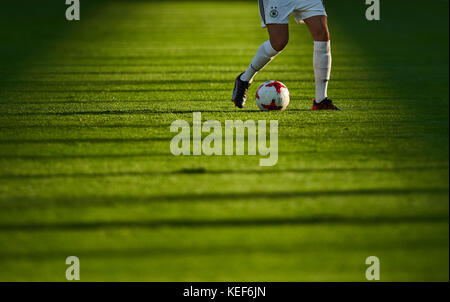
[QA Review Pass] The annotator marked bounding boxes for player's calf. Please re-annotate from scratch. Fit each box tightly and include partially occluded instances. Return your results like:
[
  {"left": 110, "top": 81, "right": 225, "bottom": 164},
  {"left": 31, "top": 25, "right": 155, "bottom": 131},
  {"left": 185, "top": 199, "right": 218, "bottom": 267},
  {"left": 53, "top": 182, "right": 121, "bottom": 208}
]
[{"left": 232, "top": 39, "right": 281, "bottom": 109}]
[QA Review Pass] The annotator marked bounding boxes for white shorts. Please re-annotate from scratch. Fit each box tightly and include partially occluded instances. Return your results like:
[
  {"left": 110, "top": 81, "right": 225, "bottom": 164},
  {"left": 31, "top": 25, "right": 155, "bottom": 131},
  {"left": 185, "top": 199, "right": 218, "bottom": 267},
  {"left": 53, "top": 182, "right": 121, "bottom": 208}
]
[{"left": 258, "top": 0, "right": 327, "bottom": 28}]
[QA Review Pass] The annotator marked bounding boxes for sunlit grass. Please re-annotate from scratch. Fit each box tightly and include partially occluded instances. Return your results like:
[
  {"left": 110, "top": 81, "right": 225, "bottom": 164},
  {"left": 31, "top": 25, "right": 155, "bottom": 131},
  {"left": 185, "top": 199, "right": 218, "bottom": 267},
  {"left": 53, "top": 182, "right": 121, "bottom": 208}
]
[{"left": 0, "top": 0, "right": 448, "bottom": 281}]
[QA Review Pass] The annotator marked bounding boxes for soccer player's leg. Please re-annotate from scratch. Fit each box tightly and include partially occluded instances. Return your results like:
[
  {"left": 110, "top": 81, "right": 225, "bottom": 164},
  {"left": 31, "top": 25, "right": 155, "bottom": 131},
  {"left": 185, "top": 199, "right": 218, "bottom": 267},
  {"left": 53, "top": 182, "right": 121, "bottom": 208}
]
[
  {"left": 232, "top": 25, "right": 287, "bottom": 108},
  {"left": 241, "top": 24, "right": 288, "bottom": 84},
  {"left": 232, "top": 0, "right": 290, "bottom": 109},
  {"left": 303, "top": 15, "right": 340, "bottom": 110}
]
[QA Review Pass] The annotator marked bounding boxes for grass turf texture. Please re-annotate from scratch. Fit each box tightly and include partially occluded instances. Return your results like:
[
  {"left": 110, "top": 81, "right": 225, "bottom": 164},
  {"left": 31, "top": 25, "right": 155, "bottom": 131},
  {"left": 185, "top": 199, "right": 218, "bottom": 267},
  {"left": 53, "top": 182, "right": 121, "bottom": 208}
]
[{"left": 0, "top": 0, "right": 448, "bottom": 281}]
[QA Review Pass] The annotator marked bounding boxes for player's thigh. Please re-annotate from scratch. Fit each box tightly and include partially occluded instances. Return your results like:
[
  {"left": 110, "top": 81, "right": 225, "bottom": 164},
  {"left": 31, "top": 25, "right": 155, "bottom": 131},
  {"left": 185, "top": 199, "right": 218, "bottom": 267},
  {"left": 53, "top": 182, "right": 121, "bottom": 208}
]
[
  {"left": 259, "top": 0, "right": 291, "bottom": 28},
  {"left": 267, "top": 24, "right": 289, "bottom": 51},
  {"left": 303, "top": 15, "right": 330, "bottom": 41}
]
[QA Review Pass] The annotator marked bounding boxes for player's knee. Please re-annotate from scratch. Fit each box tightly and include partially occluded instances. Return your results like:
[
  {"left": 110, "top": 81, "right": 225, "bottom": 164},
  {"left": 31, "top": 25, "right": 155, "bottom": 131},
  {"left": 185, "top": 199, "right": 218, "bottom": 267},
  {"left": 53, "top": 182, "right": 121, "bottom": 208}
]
[
  {"left": 270, "top": 37, "right": 289, "bottom": 52},
  {"left": 313, "top": 27, "right": 330, "bottom": 42},
  {"left": 321, "top": 31, "right": 330, "bottom": 41}
]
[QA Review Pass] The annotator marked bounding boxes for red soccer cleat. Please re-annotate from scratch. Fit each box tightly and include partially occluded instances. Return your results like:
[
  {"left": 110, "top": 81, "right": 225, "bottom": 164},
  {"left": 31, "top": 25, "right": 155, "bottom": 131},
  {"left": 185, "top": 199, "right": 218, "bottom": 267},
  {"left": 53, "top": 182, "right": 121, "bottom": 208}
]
[{"left": 312, "top": 98, "right": 341, "bottom": 110}]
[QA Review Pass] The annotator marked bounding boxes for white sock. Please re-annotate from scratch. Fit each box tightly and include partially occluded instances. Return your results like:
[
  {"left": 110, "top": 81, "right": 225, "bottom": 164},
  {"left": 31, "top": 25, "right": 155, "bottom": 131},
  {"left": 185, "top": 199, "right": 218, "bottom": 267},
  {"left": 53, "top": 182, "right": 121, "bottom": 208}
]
[
  {"left": 240, "top": 41, "right": 280, "bottom": 83},
  {"left": 313, "top": 41, "right": 332, "bottom": 102}
]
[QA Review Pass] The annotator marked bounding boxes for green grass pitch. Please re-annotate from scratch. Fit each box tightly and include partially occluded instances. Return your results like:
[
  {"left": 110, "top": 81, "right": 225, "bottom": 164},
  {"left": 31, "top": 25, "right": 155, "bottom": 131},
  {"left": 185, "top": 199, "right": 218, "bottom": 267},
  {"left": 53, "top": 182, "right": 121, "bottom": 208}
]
[{"left": 0, "top": 0, "right": 448, "bottom": 281}]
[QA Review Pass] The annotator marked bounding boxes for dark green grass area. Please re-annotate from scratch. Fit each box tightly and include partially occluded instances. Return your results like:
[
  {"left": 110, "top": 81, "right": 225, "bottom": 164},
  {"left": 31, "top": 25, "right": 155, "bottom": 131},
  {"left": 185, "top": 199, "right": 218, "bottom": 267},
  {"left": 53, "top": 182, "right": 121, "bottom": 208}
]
[{"left": 0, "top": 0, "right": 448, "bottom": 281}]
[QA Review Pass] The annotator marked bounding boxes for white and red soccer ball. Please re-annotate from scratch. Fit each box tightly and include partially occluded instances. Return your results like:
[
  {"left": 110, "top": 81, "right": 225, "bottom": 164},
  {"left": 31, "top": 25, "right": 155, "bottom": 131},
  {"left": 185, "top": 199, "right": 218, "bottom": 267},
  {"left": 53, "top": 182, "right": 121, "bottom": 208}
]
[{"left": 255, "top": 80, "right": 290, "bottom": 111}]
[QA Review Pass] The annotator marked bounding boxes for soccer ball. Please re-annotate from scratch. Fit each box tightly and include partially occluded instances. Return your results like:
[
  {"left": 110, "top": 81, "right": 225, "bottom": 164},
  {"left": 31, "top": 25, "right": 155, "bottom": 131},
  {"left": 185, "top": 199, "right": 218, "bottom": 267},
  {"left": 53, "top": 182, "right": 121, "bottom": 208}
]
[{"left": 255, "top": 80, "right": 290, "bottom": 111}]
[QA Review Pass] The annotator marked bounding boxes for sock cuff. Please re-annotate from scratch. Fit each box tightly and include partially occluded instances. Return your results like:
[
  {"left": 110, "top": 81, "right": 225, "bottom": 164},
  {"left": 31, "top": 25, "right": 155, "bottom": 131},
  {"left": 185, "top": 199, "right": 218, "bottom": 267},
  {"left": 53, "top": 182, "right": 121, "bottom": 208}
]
[
  {"left": 263, "top": 40, "right": 280, "bottom": 56},
  {"left": 314, "top": 40, "right": 331, "bottom": 52}
]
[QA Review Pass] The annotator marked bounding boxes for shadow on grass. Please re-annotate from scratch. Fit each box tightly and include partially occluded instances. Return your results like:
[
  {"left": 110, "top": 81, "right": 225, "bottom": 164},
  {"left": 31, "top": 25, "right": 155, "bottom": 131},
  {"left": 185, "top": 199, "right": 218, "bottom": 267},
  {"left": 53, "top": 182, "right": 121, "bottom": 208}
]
[
  {"left": 0, "top": 188, "right": 448, "bottom": 210},
  {"left": 0, "top": 1, "right": 102, "bottom": 90},
  {"left": 2, "top": 79, "right": 311, "bottom": 85},
  {"left": 0, "top": 166, "right": 448, "bottom": 180},
  {"left": 0, "top": 108, "right": 312, "bottom": 117},
  {"left": 0, "top": 96, "right": 402, "bottom": 105},
  {"left": 0, "top": 137, "right": 171, "bottom": 144},
  {"left": 2, "top": 88, "right": 230, "bottom": 94},
  {"left": 0, "top": 215, "right": 448, "bottom": 233}
]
